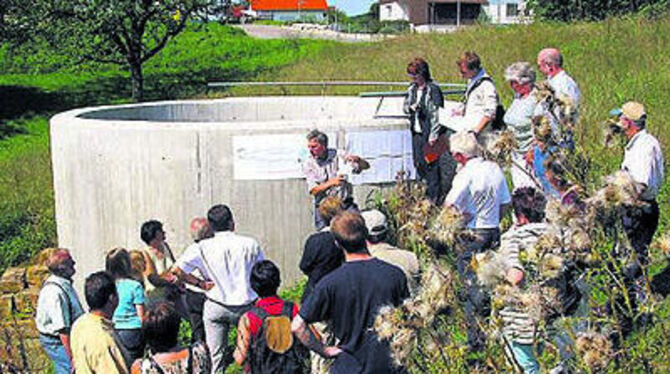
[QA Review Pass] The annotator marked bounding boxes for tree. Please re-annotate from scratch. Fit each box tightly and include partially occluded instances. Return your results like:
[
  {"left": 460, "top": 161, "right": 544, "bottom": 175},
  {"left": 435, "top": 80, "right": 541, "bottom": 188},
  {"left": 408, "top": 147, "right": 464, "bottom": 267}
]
[
  {"left": 0, "top": 0, "right": 32, "bottom": 43},
  {"left": 369, "top": 2, "right": 380, "bottom": 20},
  {"left": 527, "top": 0, "right": 668, "bottom": 21},
  {"left": 35, "top": 0, "right": 213, "bottom": 101}
]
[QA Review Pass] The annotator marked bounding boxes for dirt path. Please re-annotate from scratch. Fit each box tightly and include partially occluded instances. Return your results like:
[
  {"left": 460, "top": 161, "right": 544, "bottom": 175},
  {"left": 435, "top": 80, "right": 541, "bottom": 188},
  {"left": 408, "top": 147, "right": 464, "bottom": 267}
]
[{"left": 236, "top": 24, "right": 394, "bottom": 43}]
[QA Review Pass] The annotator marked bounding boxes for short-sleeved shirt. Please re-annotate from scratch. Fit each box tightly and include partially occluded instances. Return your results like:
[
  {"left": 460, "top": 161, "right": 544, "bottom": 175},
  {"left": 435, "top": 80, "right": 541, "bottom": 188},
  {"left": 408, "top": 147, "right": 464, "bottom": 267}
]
[
  {"left": 622, "top": 129, "right": 664, "bottom": 201},
  {"left": 547, "top": 70, "right": 581, "bottom": 111},
  {"left": 142, "top": 246, "right": 175, "bottom": 293},
  {"left": 503, "top": 90, "right": 546, "bottom": 154},
  {"left": 300, "top": 258, "right": 409, "bottom": 373},
  {"left": 176, "top": 231, "right": 264, "bottom": 306},
  {"left": 113, "top": 278, "right": 146, "bottom": 330},
  {"left": 301, "top": 149, "right": 353, "bottom": 205},
  {"left": 444, "top": 157, "right": 511, "bottom": 229},
  {"left": 299, "top": 231, "right": 343, "bottom": 302},
  {"left": 463, "top": 70, "right": 500, "bottom": 132},
  {"left": 35, "top": 274, "right": 85, "bottom": 336},
  {"left": 71, "top": 313, "right": 130, "bottom": 374}
]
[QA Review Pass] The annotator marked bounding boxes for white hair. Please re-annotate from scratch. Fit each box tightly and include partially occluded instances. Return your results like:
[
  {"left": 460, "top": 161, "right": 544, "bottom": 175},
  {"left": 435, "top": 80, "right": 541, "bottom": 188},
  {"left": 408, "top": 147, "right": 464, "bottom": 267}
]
[
  {"left": 450, "top": 132, "right": 480, "bottom": 158},
  {"left": 504, "top": 62, "right": 536, "bottom": 85}
]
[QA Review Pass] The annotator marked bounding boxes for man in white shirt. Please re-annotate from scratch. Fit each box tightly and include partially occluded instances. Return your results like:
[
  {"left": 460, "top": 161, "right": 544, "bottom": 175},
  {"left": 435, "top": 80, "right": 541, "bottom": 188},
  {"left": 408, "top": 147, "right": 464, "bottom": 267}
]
[
  {"left": 537, "top": 47, "right": 581, "bottom": 148},
  {"left": 612, "top": 101, "right": 664, "bottom": 275},
  {"left": 444, "top": 131, "right": 511, "bottom": 351},
  {"left": 35, "top": 249, "right": 85, "bottom": 374},
  {"left": 174, "top": 204, "right": 265, "bottom": 374}
]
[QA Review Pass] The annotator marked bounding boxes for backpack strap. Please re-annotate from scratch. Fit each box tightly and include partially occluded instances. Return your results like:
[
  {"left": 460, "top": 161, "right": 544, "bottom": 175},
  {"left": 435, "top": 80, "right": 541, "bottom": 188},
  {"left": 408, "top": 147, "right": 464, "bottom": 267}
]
[
  {"left": 281, "top": 301, "right": 295, "bottom": 319},
  {"left": 251, "top": 305, "right": 269, "bottom": 321},
  {"left": 464, "top": 75, "right": 494, "bottom": 102}
]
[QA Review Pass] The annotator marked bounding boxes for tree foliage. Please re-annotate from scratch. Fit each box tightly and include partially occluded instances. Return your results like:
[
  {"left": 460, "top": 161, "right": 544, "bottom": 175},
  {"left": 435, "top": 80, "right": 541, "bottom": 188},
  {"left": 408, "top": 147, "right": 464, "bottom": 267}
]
[
  {"left": 33, "top": 0, "right": 213, "bottom": 101},
  {"left": 528, "top": 0, "right": 669, "bottom": 21}
]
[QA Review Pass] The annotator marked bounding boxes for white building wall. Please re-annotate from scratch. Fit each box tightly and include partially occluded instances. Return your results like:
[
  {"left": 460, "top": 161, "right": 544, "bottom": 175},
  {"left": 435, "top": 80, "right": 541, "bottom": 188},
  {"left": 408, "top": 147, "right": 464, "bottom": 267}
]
[
  {"left": 379, "top": 1, "right": 409, "bottom": 22},
  {"left": 484, "top": 0, "right": 529, "bottom": 24}
]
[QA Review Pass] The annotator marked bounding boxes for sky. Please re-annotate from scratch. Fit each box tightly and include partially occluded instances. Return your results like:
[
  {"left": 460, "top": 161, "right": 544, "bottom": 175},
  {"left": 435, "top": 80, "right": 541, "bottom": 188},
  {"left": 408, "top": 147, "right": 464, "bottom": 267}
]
[{"left": 331, "top": 0, "right": 377, "bottom": 16}]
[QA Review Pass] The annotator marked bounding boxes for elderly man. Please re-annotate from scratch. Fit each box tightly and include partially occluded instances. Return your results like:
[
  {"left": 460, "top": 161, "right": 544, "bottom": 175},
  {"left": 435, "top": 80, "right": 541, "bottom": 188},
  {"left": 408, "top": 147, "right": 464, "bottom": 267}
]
[
  {"left": 613, "top": 101, "right": 664, "bottom": 285},
  {"left": 301, "top": 129, "right": 369, "bottom": 230},
  {"left": 453, "top": 51, "right": 503, "bottom": 144},
  {"left": 35, "top": 249, "right": 85, "bottom": 374},
  {"left": 362, "top": 209, "right": 420, "bottom": 294},
  {"left": 174, "top": 204, "right": 264, "bottom": 373},
  {"left": 292, "top": 211, "right": 409, "bottom": 374},
  {"left": 537, "top": 48, "right": 581, "bottom": 148},
  {"left": 71, "top": 271, "right": 129, "bottom": 374},
  {"left": 444, "top": 131, "right": 511, "bottom": 352}
]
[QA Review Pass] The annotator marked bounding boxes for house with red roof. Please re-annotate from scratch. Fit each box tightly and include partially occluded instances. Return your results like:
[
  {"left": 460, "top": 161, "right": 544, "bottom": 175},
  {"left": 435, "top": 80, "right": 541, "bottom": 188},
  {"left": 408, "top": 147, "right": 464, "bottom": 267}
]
[{"left": 249, "top": 0, "right": 329, "bottom": 22}]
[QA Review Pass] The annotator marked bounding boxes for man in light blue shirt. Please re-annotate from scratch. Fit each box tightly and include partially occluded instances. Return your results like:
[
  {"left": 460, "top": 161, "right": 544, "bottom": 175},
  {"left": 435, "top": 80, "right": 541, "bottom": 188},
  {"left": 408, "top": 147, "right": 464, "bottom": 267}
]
[{"left": 35, "top": 249, "right": 85, "bottom": 374}]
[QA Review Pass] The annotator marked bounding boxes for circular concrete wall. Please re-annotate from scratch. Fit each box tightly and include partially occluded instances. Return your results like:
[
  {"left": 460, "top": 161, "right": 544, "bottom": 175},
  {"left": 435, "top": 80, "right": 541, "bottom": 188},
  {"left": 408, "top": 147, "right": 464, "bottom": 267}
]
[{"left": 50, "top": 96, "right": 426, "bottom": 291}]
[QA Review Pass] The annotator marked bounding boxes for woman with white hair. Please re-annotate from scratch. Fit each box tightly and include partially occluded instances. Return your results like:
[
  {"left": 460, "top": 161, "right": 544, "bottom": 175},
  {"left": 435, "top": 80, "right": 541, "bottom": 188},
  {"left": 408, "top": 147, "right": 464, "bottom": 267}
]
[{"left": 503, "top": 62, "right": 545, "bottom": 191}]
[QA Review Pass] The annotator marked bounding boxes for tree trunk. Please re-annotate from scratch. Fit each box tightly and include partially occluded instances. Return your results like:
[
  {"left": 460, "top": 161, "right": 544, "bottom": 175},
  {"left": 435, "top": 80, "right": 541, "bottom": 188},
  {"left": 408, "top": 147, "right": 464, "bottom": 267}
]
[{"left": 129, "top": 62, "right": 144, "bottom": 102}]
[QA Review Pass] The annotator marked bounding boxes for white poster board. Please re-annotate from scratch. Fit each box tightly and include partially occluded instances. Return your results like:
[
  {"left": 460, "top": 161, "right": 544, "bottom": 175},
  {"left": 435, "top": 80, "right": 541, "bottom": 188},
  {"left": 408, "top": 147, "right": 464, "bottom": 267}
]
[
  {"left": 233, "top": 133, "right": 336, "bottom": 180},
  {"left": 344, "top": 130, "right": 416, "bottom": 185}
]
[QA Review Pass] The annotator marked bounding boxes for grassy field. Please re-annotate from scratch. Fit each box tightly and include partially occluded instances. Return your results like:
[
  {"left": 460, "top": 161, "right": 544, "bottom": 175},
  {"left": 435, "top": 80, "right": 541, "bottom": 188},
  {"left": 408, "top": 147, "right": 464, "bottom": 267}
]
[{"left": 3, "top": 14, "right": 670, "bottom": 373}]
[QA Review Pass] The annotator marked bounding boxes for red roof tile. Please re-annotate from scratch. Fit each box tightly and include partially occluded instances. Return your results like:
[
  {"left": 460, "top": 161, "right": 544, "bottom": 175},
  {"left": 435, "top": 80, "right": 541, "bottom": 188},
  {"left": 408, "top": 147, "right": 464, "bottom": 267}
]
[{"left": 250, "top": 0, "right": 329, "bottom": 11}]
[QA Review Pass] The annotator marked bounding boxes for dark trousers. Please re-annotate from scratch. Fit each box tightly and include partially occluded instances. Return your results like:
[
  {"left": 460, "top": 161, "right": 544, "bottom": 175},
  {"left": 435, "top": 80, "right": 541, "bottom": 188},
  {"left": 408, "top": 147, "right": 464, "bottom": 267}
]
[
  {"left": 186, "top": 289, "right": 207, "bottom": 343},
  {"left": 412, "top": 133, "right": 457, "bottom": 205},
  {"left": 116, "top": 328, "right": 145, "bottom": 363},
  {"left": 456, "top": 228, "right": 500, "bottom": 349},
  {"left": 609, "top": 199, "right": 659, "bottom": 337}
]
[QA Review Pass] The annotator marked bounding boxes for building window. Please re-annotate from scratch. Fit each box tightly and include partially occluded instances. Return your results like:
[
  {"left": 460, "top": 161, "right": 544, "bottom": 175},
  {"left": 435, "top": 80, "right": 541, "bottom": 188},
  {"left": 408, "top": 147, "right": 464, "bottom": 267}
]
[
  {"left": 506, "top": 3, "right": 518, "bottom": 17},
  {"left": 386, "top": 5, "right": 392, "bottom": 18}
]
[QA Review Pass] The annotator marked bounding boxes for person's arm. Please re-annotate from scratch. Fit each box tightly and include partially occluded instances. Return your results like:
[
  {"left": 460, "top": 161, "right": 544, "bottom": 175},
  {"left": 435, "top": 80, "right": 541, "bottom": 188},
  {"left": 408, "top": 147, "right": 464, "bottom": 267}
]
[
  {"left": 473, "top": 115, "right": 493, "bottom": 134},
  {"left": 141, "top": 250, "right": 173, "bottom": 288},
  {"left": 473, "top": 81, "right": 498, "bottom": 134},
  {"left": 427, "top": 85, "right": 445, "bottom": 144},
  {"left": 291, "top": 315, "right": 341, "bottom": 358},
  {"left": 309, "top": 176, "right": 344, "bottom": 196},
  {"left": 171, "top": 267, "right": 214, "bottom": 291},
  {"left": 344, "top": 154, "right": 370, "bottom": 173},
  {"left": 58, "top": 332, "right": 73, "bottom": 362},
  {"left": 135, "top": 304, "right": 145, "bottom": 321},
  {"left": 233, "top": 314, "right": 252, "bottom": 366}
]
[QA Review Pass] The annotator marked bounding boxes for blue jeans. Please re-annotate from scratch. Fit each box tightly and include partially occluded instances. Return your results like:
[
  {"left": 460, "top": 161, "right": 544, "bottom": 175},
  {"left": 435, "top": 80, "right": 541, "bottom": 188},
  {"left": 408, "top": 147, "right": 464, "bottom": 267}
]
[
  {"left": 39, "top": 334, "right": 71, "bottom": 374},
  {"left": 508, "top": 341, "right": 540, "bottom": 374}
]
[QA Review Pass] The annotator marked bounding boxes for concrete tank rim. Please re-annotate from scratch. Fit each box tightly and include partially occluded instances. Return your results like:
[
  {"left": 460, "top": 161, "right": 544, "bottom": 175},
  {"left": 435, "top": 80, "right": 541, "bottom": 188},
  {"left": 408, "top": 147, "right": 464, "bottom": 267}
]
[{"left": 49, "top": 95, "right": 410, "bottom": 130}]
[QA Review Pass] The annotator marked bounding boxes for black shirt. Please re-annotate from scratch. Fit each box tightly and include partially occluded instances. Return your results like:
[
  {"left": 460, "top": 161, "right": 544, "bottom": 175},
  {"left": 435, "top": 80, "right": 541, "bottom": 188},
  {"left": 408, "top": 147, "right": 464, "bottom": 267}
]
[
  {"left": 299, "top": 231, "right": 343, "bottom": 302},
  {"left": 300, "top": 258, "right": 409, "bottom": 373}
]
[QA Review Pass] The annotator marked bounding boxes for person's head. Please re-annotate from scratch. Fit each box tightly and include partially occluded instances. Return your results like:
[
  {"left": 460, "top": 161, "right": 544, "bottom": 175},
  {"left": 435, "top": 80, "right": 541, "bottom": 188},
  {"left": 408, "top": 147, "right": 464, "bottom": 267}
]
[
  {"left": 449, "top": 132, "right": 480, "bottom": 165},
  {"left": 330, "top": 211, "right": 369, "bottom": 254},
  {"left": 611, "top": 101, "right": 646, "bottom": 139},
  {"left": 537, "top": 48, "right": 563, "bottom": 77},
  {"left": 544, "top": 156, "right": 571, "bottom": 192},
  {"left": 318, "top": 196, "right": 344, "bottom": 227},
  {"left": 307, "top": 129, "right": 328, "bottom": 159},
  {"left": 511, "top": 187, "right": 546, "bottom": 224},
  {"left": 46, "top": 248, "right": 76, "bottom": 279},
  {"left": 361, "top": 209, "right": 388, "bottom": 244},
  {"left": 504, "top": 62, "right": 536, "bottom": 96},
  {"left": 105, "top": 247, "right": 131, "bottom": 280},
  {"left": 140, "top": 220, "right": 165, "bottom": 247},
  {"left": 407, "top": 57, "right": 431, "bottom": 86},
  {"left": 250, "top": 260, "right": 281, "bottom": 298},
  {"left": 84, "top": 271, "right": 118, "bottom": 314},
  {"left": 129, "top": 250, "right": 146, "bottom": 284},
  {"left": 189, "top": 217, "right": 213, "bottom": 243},
  {"left": 142, "top": 302, "right": 181, "bottom": 353},
  {"left": 207, "top": 204, "right": 234, "bottom": 232},
  {"left": 456, "top": 51, "right": 482, "bottom": 79}
]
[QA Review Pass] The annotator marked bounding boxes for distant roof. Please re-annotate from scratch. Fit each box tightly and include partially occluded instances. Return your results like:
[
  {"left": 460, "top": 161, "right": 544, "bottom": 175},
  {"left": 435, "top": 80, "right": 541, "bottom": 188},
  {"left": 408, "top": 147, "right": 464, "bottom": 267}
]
[
  {"left": 380, "top": 0, "right": 488, "bottom": 4},
  {"left": 250, "top": 0, "right": 329, "bottom": 11}
]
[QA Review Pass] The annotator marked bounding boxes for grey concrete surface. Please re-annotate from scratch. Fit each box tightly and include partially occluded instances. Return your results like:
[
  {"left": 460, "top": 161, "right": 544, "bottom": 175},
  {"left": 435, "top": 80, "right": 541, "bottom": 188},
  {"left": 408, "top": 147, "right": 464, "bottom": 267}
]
[
  {"left": 236, "top": 24, "right": 394, "bottom": 42},
  {"left": 51, "top": 96, "right": 420, "bottom": 294}
]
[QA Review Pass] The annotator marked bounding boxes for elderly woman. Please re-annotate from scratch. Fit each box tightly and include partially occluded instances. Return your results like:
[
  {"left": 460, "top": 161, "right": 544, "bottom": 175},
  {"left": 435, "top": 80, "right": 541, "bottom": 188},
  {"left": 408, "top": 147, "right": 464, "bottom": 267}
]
[{"left": 503, "top": 62, "right": 546, "bottom": 191}]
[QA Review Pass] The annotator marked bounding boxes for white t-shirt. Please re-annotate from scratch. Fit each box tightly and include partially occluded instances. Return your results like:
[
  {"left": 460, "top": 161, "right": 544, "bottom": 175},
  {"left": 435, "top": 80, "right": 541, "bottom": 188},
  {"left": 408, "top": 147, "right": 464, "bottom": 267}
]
[
  {"left": 176, "top": 231, "right": 264, "bottom": 306},
  {"left": 622, "top": 129, "right": 664, "bottom": 201},
  {"left": 444, "top": 157, "right": 511, "bottom": 229},
  {"left": 548, "top": 70, "right": 581, "bottom": 111}
]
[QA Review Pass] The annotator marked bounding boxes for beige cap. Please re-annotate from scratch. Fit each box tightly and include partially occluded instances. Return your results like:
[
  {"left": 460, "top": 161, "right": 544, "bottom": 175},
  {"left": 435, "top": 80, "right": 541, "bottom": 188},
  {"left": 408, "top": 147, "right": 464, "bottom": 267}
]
[
  {"left": 361, "top": 209, "right": 388, "bottom": 236},
  {"left": 450, "top": 132, "right": 480, "bottom": 158},
  {"left": 611, "top": 101, "right": 646, "bottom": 122}
]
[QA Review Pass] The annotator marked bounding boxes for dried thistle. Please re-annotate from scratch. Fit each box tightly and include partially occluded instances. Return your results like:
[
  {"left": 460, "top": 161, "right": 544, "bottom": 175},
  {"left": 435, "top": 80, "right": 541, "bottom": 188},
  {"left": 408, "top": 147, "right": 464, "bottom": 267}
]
[
  {"left": 538, "top": 254, "right": 564, "bottom": 279},
  {"left": 575, "top": 331, "right": 613, "bottom": 371},
  {"left": 473, "top": 251, "right": 507, "bottom": 288},
  {"left": 652, "top": 231, "right": 670, "bottom": 255},
  {"left": 484, "top": 130, "right": 518, "bottom": 166},
  {"left": 429, "top": 205, "right": 466, "bottom": 247}
]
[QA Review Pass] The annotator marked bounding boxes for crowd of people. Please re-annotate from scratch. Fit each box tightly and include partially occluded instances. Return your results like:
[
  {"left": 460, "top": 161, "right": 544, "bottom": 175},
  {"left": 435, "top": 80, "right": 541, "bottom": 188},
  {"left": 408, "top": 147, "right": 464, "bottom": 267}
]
[{"left": 33, "top": 46, "right": 664, "bottom": 374}]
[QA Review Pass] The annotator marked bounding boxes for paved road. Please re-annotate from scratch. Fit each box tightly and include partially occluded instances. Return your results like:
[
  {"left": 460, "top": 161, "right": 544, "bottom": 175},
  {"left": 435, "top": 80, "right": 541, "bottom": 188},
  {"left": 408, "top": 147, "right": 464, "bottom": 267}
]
[{"left": 236, "top": 24, "right": 393, "bottom": 43}]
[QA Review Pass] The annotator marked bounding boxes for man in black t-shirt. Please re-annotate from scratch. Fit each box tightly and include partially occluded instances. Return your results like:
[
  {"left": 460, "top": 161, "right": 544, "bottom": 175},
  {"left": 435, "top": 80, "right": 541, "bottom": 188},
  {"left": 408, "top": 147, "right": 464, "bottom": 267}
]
[{"left": 291, "top": 211, "right": 410, "bottom": 374}]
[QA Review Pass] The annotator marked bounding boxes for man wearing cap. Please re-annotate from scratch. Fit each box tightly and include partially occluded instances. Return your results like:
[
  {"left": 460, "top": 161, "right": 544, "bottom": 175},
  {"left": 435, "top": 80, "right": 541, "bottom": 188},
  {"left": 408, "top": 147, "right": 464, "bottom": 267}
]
[
  {"left": 361, "top": 209, "right": 420, "bottom": 295},
  {"left": 613, "top": 101, "right": 664, "bottom": 281},
  {"left": 444, "top": 131, "right": 511, "bottom": 352}
]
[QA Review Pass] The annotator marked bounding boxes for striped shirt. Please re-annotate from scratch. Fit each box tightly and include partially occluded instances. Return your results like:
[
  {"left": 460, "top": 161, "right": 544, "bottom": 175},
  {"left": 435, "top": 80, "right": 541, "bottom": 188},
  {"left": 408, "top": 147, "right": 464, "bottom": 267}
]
[
  {"left": 621, "top": 129, "right": 664, "bottom": 201},
  {"left": 498, "top": 223, "right": 548, "bottom": 344}
]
